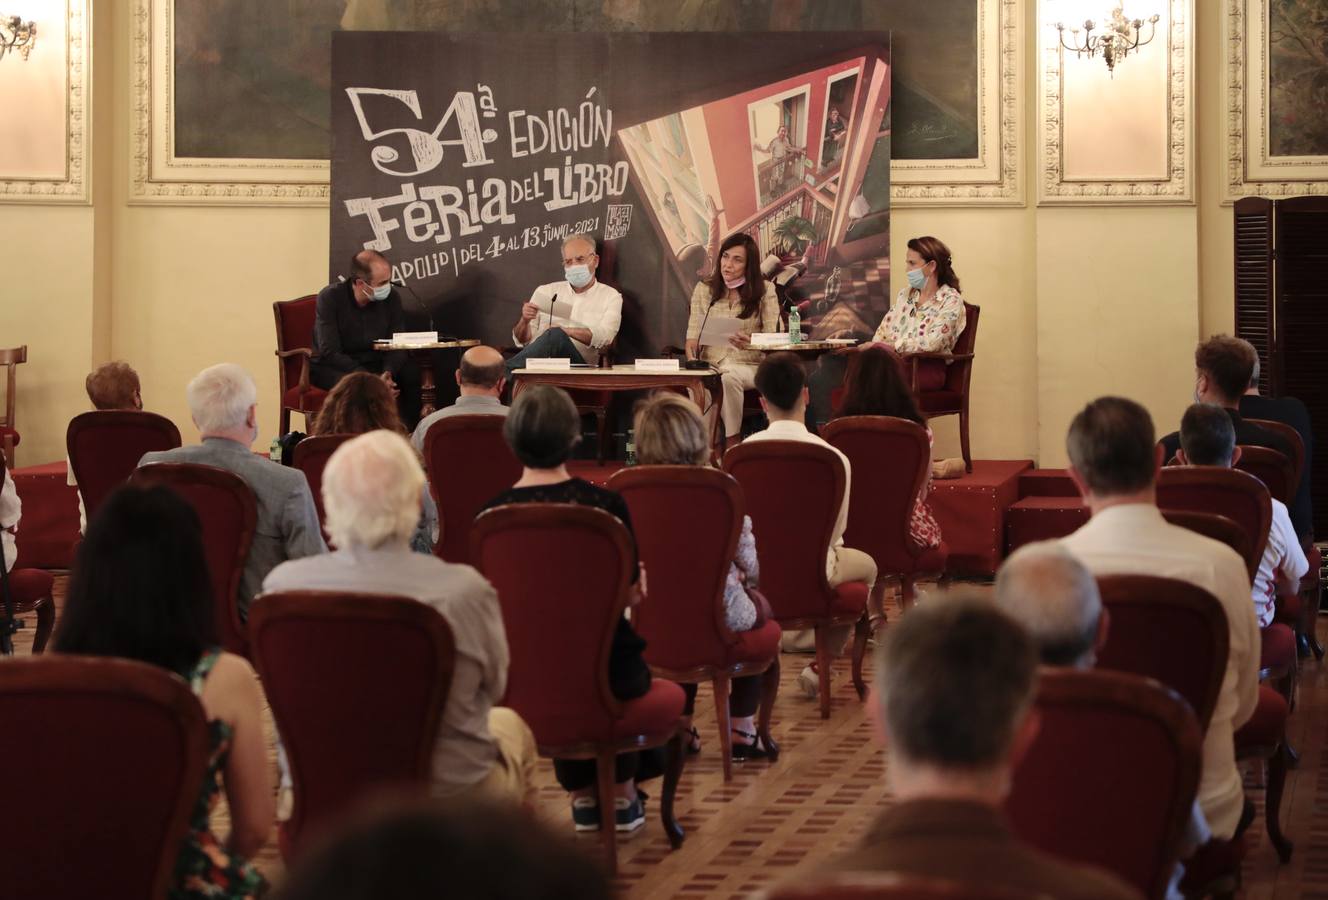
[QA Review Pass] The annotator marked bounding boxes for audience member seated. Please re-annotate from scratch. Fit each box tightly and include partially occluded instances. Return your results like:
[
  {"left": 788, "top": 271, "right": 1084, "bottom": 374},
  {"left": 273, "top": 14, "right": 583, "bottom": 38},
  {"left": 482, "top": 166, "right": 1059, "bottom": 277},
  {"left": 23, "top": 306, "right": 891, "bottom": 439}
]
[
  {"left": 411, "top": 345, "right": 509, "bottom": 453},
  {"left": 70, "top": 361, "right": 145, "bottom": 533},
  {"left": 683, "top": 233, "right": 781, "bottom": 449},
  {"left": 810, "top": 594, "right": 1138, "bottom": 900},
  {"left": 311, "top": 249, "right": 421, "bottom": 426},
  {"left": 808, "top": 235, "right": 966, "bottom": 426},
  {"left": 1, "top": 465, "right": 14, "bottom": 573},
  {"left": 138, "top": 363, "right": 326, "bottom": 619},
  {"left": 1159, "top": 336, "right": 1300, "bottom": 531},
  {"left": 1059, "top": 396, "right": 1258, "bottom": 841},
  {"left": 745, "top": 352, "right": 878, "bottom": 699},
  {"left": 633, "top": 392, "right": 774, "bottom": 759},
  {"left": 480, "top": 384, "right": 659, "bottom": 833},
  {"left": 263, "top": 430, "right": 535, "bottom": 802},
  {"left": 1177, "top": 403, "right": 1307, "bottom": 631},
  {"left": 506, "top": 233, "right": 622, "bottom": 371},
  {"left": 53, "top": 484, "right": 274, "bottom": 899},
  {"left": 274, "top": 799, "right": 611, "bottom": 900},
  {"left": 1240, "top": 344, "right": 1314, "bottom": 545},
  {"left": 312, "top": 371, "right": 437, "bottom": 554}
]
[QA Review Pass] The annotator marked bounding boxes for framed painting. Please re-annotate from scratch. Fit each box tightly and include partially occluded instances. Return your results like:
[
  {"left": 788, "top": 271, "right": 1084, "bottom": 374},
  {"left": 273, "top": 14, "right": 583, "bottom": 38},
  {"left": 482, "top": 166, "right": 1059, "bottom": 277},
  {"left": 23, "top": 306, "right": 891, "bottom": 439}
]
[
  {"left": 1226, "top": 0, "right": 1328, "bottom": 200},
  {"left": 0, "top": 0, "right": 90, "bottom": 205}
]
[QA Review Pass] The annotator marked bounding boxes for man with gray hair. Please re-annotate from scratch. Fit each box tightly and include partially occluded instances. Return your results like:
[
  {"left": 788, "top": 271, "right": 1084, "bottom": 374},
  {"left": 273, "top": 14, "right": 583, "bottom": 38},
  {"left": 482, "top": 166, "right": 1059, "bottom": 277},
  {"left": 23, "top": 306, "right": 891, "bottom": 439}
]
[
  {"left": 263, "top": 430, "right": 535, "bottom": 802},
  {"left": 139, "top": 363, "right": 325, "bottom": 618},
  {"left": 820, "top": 595, "right": 1137, "bottom": 899},
  {"left": 506, "top": 233, "right": 622, "bottom": 371},
  {"left": 995, "top": 541, "right": 1105, "bottom": 669}
]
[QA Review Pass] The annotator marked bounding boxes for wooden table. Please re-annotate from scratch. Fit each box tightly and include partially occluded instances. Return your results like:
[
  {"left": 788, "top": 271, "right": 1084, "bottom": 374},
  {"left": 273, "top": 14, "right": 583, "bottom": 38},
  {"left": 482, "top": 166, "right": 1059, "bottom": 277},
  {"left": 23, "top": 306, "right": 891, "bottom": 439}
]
[
  {"left": 374, "top": 340, "right": 481, "bottom": 417},
  {"left": 752, "top": 340, "right": 859, "bottom": 361},
  {"left": 511, "top": 365, "right": 725, "bottom": 455}
]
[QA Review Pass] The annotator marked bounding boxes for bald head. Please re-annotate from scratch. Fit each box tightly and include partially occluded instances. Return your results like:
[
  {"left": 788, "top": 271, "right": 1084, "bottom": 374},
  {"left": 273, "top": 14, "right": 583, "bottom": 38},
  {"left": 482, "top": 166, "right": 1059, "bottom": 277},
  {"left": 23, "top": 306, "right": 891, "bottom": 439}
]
[
  {"left": 457, "top": 345, "right": 507, "bottom": 395},
  {"left": 995, "top": 542, "right": 1103, "bottom": 669}
]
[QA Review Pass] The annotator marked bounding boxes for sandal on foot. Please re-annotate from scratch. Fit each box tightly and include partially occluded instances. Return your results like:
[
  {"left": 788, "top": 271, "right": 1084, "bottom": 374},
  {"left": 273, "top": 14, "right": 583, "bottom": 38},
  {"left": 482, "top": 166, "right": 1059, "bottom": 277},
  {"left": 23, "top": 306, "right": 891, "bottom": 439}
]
[
  {"left": 731, "top": 728, "right": 768, "bottom": 761},
  {"left": 685, "top": 725, "right": 701, "bottom": 755}
]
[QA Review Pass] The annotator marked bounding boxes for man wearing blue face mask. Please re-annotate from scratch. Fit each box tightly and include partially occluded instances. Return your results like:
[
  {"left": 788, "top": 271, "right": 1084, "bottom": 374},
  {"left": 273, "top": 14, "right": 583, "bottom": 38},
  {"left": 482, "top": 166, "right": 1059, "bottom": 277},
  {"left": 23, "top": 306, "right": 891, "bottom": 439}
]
[
  {"left": 311, "top": 249, "right": 422, "bottom": 426},
  {"left": 506, "top": 233, "right": 623, "bottom": 372}
]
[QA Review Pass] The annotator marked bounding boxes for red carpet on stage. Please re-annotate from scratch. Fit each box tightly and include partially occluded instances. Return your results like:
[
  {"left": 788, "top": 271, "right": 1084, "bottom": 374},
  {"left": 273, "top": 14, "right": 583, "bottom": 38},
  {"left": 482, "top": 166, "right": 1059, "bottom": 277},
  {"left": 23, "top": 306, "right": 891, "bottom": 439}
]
[{"left": 928, "top": 460, "right": 1033, "bottom": 575}]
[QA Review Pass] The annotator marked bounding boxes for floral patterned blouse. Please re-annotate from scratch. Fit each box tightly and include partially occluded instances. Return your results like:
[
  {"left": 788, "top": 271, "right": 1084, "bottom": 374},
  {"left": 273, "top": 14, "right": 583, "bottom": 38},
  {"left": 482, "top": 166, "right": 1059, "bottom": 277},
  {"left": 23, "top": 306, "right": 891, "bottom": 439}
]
[
  {"left": 872, "top": 284, "right": 967, "bottom": 354},
  {"left": 724, "top": 515, "right": 760, "bottom": 632}
]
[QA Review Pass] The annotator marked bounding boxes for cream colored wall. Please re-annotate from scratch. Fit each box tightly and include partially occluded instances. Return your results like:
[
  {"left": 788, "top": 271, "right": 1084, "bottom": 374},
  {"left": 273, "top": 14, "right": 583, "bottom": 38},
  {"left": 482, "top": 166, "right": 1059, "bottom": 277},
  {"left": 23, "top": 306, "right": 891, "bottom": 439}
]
[{"left": 1197, "top": 0, "right": 1234, "bottom": 339}]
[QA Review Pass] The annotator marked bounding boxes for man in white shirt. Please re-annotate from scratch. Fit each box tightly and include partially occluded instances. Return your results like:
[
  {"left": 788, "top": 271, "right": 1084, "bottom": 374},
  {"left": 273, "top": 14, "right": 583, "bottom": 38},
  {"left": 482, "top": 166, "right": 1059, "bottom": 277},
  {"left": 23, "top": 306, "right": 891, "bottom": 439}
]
[
  {"left": 1177, "top": 403, "right": 1308, "bottom": 629},
  {"left": 744, "top": 352, "right": 877, "bottom": 697},
  {"left": 411, "top": 345, "right": 509, "bottom": 453},
  {"left": 1058, "top": 396, "right": 1259, "bottom": 840},
  {"left": 506, "top": 233, "right": 622, "bottom": 371}
]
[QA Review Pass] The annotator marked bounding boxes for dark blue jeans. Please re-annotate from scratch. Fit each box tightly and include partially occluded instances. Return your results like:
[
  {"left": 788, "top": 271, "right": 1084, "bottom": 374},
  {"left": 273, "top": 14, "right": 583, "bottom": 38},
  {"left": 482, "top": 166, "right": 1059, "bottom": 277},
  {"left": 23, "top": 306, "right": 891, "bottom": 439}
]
[{"left": 505, "top": 327, "right": 584, "bottom": 372}]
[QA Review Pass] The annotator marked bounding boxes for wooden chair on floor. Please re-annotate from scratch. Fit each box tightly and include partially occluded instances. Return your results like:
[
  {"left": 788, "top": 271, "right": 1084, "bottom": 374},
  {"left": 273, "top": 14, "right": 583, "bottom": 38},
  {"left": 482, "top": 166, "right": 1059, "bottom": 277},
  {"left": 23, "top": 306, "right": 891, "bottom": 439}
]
[
  {"left": 905, "top": 302, "right": 979, "bottom": 472},
  {"left": 0, "top": 345, "right": 26, "bottom": 468},
  {"left": 131, "top": 463, "right": 257, "bottom": 657},
  {"left": 1, "top": 567, "right": 55, "bottom": 652},
  {"left": 66, "top": 410, "right": 183, "bottom": 522},
  {"left": 0, "top": 655, "right": 209, "bottom": 899},
  {"left": 471, "top": 504, "right": 686, "bottom": 872},
  {"left": 274, "top": 295, "right": 327, "bottom": 435},
  {"left": 1156, "top": 466, "right": 1270, "bottom": 583},
  {"left": 249, "top": 591, "right": 456, "bottom": 859},
  {"left": 421, "top": 415, "right": 522, "bottom": 563},
  {"left": 292, "top": 434, "right": 353, "bottom": 540},
  {"left": 723, "top": 441, "right": 871, "bottom": 719},
  {"left": 610, "top": 465, "right": 782, "bottom": 780}
]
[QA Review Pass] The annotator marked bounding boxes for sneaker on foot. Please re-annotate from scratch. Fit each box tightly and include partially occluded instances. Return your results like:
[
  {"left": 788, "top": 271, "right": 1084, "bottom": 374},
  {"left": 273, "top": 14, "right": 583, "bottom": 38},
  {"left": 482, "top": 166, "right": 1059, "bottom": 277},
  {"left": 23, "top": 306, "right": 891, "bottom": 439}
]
[
  {"left": 615, "top": 795, "right": 646, "bottom": 833},
  {"left": 571, "top": 797, "right": 600, "bottom": 832}
]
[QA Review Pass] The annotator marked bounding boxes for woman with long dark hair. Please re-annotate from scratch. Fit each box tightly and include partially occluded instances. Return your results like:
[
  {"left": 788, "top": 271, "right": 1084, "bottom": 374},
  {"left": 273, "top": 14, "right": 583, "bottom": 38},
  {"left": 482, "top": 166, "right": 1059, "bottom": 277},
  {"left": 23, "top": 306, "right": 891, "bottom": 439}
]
[
  {"left": 684, "top": 232, "right": 781, "bottom": 449},
  {"left": 54, "top": 485, "right": 274, "bottom": 899}
]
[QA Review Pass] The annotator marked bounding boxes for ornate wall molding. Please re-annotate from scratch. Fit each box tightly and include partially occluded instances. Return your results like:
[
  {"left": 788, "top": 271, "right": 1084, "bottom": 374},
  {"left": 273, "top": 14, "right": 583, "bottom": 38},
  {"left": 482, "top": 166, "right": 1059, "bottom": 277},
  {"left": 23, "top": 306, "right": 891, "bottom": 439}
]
[
  {"left": 129, "top": 0, "right": 330, "bottom": 206},
  {"left": 1038, "top": 0, "right": 1193, "bottom": 206},
  {"left": 0, "top": 0, "right": 90, "bottom": 205},
  {"left": 891, "top": 0, "right": 1023, "bottom": 207}
]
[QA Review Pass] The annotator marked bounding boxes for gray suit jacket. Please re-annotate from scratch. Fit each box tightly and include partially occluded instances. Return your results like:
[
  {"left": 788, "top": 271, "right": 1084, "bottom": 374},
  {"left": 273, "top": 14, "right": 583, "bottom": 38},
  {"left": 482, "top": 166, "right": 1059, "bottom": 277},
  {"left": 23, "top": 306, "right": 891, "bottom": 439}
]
[{"left": 139, "top": 437, "right": 326, "bottom": 616}]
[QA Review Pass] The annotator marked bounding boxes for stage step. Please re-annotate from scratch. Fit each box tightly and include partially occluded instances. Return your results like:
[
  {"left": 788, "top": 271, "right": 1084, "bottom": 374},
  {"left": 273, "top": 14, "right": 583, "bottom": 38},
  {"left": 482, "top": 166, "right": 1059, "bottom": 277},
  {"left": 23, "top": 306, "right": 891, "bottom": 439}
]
[
  {"left": 1017, "top": 468, "right": 1079, "bottom": 499},
  {"left": 1005, "top": 495, "right": 1090, "bottom": 556}
]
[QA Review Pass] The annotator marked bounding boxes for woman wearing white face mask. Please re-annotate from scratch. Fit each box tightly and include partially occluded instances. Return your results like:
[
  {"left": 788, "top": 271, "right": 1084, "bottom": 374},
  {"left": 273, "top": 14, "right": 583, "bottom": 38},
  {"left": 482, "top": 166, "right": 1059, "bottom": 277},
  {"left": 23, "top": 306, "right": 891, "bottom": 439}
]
[{"left": 868, "top": 235, "right": 966, "bottom": 391}]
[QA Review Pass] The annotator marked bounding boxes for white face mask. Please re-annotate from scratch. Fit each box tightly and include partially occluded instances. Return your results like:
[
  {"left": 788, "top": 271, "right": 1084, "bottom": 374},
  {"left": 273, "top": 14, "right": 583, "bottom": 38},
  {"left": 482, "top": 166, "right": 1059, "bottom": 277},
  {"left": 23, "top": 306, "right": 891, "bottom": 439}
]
[
  {"left": 368, "top": 282, "right": 392, "bottom": 302},
  {"left": 565, "top": 264, "right": 593, "bottom": 289}
]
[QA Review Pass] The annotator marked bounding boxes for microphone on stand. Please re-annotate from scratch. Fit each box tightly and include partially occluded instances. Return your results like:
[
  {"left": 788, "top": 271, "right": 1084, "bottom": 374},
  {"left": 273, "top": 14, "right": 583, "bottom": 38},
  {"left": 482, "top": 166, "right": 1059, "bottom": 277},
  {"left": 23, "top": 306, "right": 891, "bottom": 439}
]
[
  {"left": 391, "top": 279, "right": 436, "bottom": 336},
  {"left": 685, "top": 296, "right": 721, "bottom": 370},
  {"left": 545, "top": 293, "right": 558, "bottom": 334}
]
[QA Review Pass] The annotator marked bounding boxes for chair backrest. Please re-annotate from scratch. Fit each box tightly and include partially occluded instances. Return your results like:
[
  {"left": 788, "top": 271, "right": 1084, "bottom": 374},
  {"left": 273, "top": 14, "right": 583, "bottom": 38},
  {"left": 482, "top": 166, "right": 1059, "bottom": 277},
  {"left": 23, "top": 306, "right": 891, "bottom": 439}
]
[
  {"left": 0, "top": 344, "right": 24, "bottom": 430},
  {"left": 1234, "top": 444, "right": 1296, "bottom": 505},
  {"left": 1245, "top": 417, "right": 1305, "bottom": 491},
  {"left": 248, "top": 591, "right": 456, "bottom": 857},
  {"left": 1155, "top": 466, "right": 1270, "bottom": 583},
  {"left": 292, "top": 433, "right": 354, "bottom": 537},
  {"left": 130, "top": 463, "right": 258, "bottom": 656},
  {"left": 609, "top": 465, "right": 744, "bottom": 671},
  {"left": 1006, "top": 668, "right": 1202, "bottom": 900},
  {"left": 821, "top": 416, "right": 931, "bottom": 571},
  {"left": 757, "top": 873, "right": 1046, "bottom": 900},
  {"left": 274, "top": 295, "right": 318, "bottom": 395},
  {"left": 0, "top": 655, "right": 209, "bottom": 900},
  {"left": 471, "top": 504, "right": 634, "bottom": 746},
  {"left": 723, "top": 440, "right": 843, "bottom": 622},
  {"left": 1161, "top": 509, "right": 1251, "bottom": 569},
  {"left": 423, "top": 415, "right": 523, "bottom": 563},
  {"left": 943, "top": 302, "right": 980, "bottom": 392},
  {"left": 1093, "top": 574, "right": 1230, "bottom": 732},
  {"left": 67, "top": 410, "right": 183, "bottom": 521}
]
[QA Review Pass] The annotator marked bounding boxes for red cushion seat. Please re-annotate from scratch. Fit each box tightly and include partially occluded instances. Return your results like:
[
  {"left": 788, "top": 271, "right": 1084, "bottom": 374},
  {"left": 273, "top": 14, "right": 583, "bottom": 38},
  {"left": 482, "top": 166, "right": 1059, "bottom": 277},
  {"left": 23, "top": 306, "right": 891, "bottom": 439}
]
[
  {"left": 610, "top": 679, "right": 686, "bottom": 743},
  {"left": 917, "top": 390, "right": 963, "bottom": 412},
  {"left": 905, "top": 541, "right": 949, "bottom": 576},
  {"left": 1274, "top": 588, "right": 1302, "bottom": 624},
  {"left": 831, "top": 580, "right": 869, "bottom": 617},
  {"left": 281, "top": 385, "right": 327, "bottom": 412},
  {"left": 1260, "top": 623, "right": 1296, "bottom": 671},
  {"left": 1234, "top": 684, "right": 1288, "bottom": 747},
  {"left": 6, "top": 568, "right": 52, "bottom": 610},
  {"left": 724, "top": 619, "right": 783, "bottom": 667}
]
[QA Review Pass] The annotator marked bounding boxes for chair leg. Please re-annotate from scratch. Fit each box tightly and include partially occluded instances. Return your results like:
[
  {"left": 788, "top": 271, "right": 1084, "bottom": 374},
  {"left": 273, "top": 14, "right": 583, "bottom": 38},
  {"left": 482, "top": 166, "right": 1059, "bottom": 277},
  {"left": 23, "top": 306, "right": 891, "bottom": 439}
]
[
  {"left": 1303, "top": 577, "right": 1325, "bottom": 660},
  {"left": 661, "top": 729, "right": 685, "bottom": 850},
  {"left": 959, "top": 407, "right": 972, "bottom": 473},
  {"left": 757, "top": 659, "right": 780, "bottom": 761},
  {"left": 595, "top": 750, "right": 619, "bottom": 874},
  {"left": 814, "top": 626, "right": 832, "bottom": 720},
  {"left": 901, "top": 576, "right": 917, "bottom": 610},
  {"left": 712, "top": 672, "right": 733, "bottom": 782},
  {"left": 868, "top": 579, "right": 890, "bottom": 629},
  {"left": 851, "top": 612, "right": 870, "bottom": 701},
  {"left": 592, "top": 410, "right": 607, "bottom": 464},
  {"left": 32, "top": 594, "right": 53, "bottom": 653},
  {"left": 599, "top": 409, "right": 614, "bottom": 464},
  {"left": 279, "top": 407, "right": 291, "bottom": 436},
  {"left": 1267, "top": 742, "right": 1294, "bottom": 863}
]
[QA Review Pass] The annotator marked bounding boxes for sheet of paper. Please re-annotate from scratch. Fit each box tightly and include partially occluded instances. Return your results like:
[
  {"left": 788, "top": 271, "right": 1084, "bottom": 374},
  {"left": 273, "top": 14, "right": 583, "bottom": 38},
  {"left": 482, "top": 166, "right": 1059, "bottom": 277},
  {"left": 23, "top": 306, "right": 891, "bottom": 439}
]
[{"left": 697, "top": 317, "right": 743, "bottom": 346}]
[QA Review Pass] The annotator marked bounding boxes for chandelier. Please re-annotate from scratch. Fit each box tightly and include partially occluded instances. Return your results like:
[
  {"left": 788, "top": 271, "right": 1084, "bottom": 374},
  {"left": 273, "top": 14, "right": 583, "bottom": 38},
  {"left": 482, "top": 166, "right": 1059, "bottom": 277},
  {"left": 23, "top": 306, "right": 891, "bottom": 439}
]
[
  {"left": 0, "top": 14, "right": 35, "bottom": 62},
  {"left": 1054, "top": 2, "right": 1160, "bottom": 76}
]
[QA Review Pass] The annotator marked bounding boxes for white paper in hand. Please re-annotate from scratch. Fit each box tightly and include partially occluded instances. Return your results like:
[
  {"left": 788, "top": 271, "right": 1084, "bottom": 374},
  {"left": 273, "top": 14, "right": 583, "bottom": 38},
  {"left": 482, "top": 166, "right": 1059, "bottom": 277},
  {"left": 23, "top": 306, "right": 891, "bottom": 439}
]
[{"left": 697, "top": 316, "right": 743, "bottom": 347}]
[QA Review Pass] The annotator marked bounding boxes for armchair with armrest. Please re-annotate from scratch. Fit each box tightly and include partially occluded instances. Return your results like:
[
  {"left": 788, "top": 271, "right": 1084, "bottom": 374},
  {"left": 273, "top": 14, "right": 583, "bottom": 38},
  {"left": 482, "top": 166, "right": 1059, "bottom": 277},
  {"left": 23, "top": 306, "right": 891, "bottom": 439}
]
[
  {"left": 273, "top": 296, "right": 327, "bottom": 436},
  {"left": 901, "top": 302, "right": 980, "bottom": 472}
]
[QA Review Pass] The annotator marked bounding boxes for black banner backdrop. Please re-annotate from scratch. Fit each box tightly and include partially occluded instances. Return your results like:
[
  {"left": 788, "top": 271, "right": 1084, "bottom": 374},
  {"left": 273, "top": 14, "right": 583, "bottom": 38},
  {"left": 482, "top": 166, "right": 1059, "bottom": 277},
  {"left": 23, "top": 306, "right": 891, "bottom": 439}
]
[{"left": 330, "top": 31, "right": 891, "bottom": 360}]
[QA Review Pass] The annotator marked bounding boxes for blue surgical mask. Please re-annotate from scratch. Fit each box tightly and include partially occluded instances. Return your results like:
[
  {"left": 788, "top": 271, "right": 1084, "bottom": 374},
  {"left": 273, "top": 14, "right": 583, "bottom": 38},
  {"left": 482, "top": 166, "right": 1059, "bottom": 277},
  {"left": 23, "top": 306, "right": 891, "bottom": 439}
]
[
  {"left": 565, "top": 264, "right": 593, "bottom": 289},
  {"left": 906, "top": 267, "right": 927, "bottom": 291},
  {"left": 369, "top": 282, "right": 392, "bottom": 301}
]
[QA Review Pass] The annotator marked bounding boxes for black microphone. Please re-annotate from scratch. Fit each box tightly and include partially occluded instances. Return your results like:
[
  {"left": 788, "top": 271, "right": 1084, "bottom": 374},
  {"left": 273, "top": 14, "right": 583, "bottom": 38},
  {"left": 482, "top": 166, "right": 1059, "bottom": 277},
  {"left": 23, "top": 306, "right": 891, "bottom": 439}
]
[
  {"left": 391, "top": 278, "right": 435, "bottom": 334},
  {"left": 685, "top": 295, "right": 721, "bottom": 370},
  {"left": 546, "top": 293, "right": 557, "bottom": 334}
]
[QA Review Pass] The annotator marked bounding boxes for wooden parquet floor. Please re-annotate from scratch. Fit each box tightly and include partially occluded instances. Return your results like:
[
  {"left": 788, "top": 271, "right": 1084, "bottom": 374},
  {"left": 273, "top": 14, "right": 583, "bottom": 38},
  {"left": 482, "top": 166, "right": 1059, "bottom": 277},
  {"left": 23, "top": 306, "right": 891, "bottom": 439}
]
[{"left": 10, "top": 578, "right": 1327, "bottom": 898}]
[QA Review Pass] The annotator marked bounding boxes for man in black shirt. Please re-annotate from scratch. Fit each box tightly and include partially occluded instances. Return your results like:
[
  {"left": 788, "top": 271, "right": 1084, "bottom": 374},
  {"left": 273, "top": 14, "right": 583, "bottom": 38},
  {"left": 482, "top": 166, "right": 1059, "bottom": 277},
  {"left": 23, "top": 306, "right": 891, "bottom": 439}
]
[
  {"left": 311, "top": 249, "right": 422, "bottom": 425},
  {"left": 1240, "top": 350, "right": 1314, "bottom": 545}
]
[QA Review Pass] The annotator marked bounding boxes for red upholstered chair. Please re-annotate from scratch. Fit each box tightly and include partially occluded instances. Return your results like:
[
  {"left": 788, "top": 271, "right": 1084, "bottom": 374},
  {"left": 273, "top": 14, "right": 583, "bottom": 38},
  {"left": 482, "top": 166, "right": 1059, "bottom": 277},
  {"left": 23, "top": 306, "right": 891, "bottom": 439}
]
[
  {"left": 1156, "top": 466, "right": 1271, "bottom": 584},
  {"left": 2, "top": 567, "right": 55, "bottom": 652},
  {"left": 1233, "top": 684, "right": 1295, "bottom": 862},
  {"left": 756, "top": 873, "right": 1047, "bottom": 900},
  {"left": 723, "top": 441, "right": 871, "bottom": 719},
  {"left": 470, "top": 503, "right": 686, "bottom": 872},
  {"left": 903, "top": 302, "right": 979, "bottom": 472},
  {"left": 66, "top": 410, "right": 183, "bottom": 523},
  {"left": 822, "top": 416, "right": 947, "bottom": 612},
  {"left": 1244, "top": 418, "right": 1305, "bottom": 496},
  {"left": 1006, "top": 668, "right": 1202, "bottom": 900},
  {"left": 292, "top": 433, "right": 353, "bottom": 540},
  {"left": 1161, "top": 510, "right": 1251, "bottom": 569},
  {"left": 0, "top": 345, "right": 26, "bottom": 468},
  {"left": 1235, "top": 445, "right": 1296, "bottom": 506},
  {"left": 0, "top": 655, "right": 209, "bottom": 899},
  {"left": 422, "top": 415, "right": 522, "bottom": 563},
  {"left": 248, "top": 591, "right": 456, "bottom": 859},
  {"left": 609, "top": 465, "right": 782, "bottom": 780},
  {"left": 274, "top": 295, "right": 327, "bottom": 435},
  {"left": 130, "top": 464, "right": 257, "bottom": 657}
]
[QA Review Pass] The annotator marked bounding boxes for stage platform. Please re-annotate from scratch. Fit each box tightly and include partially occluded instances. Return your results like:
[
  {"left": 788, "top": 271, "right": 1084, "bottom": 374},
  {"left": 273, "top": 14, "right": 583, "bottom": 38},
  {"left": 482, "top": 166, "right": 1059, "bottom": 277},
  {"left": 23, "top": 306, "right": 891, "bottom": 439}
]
[{"left": 928, "top": 460, "right": 1033, "bottom": 576}]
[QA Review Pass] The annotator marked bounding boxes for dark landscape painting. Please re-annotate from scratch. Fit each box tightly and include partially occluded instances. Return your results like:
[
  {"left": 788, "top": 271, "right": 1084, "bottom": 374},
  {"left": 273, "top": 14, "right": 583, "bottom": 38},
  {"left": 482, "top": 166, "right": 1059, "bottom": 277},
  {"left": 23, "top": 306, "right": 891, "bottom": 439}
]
[{"left": 1268, "top": 0, "right": 1328, "bottom": 158}]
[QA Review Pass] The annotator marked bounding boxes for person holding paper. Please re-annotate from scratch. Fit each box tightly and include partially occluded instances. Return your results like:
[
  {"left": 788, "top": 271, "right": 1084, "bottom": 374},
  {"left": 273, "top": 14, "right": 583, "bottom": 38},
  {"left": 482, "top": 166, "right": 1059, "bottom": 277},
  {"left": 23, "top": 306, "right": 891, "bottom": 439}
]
[
  {"left": 685, "top": 232, "right": 780, "bottom": 449},
  {"left": 506, "top": 233, "right": 623, "bottom": 372},
  {"left": 311, "top": 249, "right": 422, "bottom": 427}
]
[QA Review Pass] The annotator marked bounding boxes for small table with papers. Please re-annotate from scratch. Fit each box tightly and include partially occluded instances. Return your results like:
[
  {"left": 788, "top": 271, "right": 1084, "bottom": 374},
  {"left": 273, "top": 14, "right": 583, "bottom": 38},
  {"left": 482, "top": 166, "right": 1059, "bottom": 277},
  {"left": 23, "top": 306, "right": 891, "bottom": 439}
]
[{"left": 374, "top": 339, "right": 481, "bottom": 417}]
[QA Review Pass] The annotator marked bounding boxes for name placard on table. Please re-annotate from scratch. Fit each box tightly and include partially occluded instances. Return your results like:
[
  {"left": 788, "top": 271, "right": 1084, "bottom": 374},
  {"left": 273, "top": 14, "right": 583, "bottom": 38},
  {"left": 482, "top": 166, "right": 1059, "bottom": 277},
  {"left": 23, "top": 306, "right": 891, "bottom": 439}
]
[
  {"left": 524, "top": 358, "right": 573, "bottom": 371},
  {"left": 388, "top": 331, "right": 438, "bottom": 347},
  {"left": 634, "top": 358, "right": 680, "bottom": 372}
]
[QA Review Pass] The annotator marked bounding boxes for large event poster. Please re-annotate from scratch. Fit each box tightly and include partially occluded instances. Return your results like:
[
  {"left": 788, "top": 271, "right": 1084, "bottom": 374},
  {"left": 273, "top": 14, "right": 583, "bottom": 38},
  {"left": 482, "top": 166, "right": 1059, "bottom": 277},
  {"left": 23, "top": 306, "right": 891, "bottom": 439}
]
[{"left": 330, "top": 31, "right": 890, "bottom": 358}]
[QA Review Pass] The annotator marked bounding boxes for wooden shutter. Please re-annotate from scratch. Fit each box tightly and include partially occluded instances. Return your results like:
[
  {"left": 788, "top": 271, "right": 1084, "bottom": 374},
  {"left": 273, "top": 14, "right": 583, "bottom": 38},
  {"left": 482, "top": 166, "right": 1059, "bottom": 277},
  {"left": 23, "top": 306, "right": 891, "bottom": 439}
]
[{"left": 1233, "top": 197, "right": 1277, "bottom": 393}]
